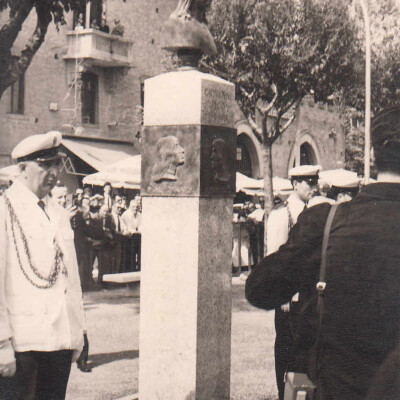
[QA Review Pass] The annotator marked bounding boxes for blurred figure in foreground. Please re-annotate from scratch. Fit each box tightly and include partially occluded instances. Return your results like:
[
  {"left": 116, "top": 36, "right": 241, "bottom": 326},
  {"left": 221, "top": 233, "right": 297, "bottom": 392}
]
[{"left": 246, "top": 105, "right": 400, "bottom": 400}]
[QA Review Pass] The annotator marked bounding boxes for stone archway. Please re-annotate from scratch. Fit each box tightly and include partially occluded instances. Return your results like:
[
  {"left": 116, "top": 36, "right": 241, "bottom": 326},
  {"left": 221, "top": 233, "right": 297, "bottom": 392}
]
[
  {"left": 236, "top": 123, "right": 263, "bottom": 178},
  {"left": 288, "top": 132, "right": 321, "bottom": 171}
]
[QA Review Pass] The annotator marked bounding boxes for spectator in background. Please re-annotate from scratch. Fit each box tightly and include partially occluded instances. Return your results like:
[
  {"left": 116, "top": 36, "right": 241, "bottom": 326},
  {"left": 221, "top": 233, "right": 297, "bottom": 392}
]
[
  {"left": 75, "top": 13, "right": 84, "bottom": 30},
  {"left": 134, "top": 195, "right": 142, "bottom": 212},
  {"left": 328, "top": 176, "right": 361, "bottom": 204},
  {"left": 265, "top": 165, "right": 319, "bottom": 400},
  {"left": 122, "top": 199, "right": 141, "bottom": 235},
  {"left": 81, "top": 195, "right": 90, "bottom": 212},
  {"left": 111, "top": 19, "right": 124, "bottom": 36},
  {"left": 103, "top": 182, "right": 113, "bottom": 211},
  {"left": 122, "top": 200, "right": 142, "bottom": 271},
  {"left": 50, "top": 184, "right": 92, "bottom": 373},
  {"left": 99, "top": 15, "right": 110, "bottom": 33},
  {"left": 110, "top": 202, "right": 126, "bottom": 273},
  {"left": 83, "top": 185, "right": 92, "bottom": 199},
  {"left": 75, "top": 188, "right": 84, "bottom": 206},
  {"left": 90, "top": 18, "right": 99, "bottom": 30}
]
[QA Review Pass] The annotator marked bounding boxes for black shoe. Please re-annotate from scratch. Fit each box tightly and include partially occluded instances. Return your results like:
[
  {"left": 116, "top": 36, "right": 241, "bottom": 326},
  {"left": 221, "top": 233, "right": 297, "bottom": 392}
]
[{"left": 77, "top": 361, "right": 92, "bottom": 373}]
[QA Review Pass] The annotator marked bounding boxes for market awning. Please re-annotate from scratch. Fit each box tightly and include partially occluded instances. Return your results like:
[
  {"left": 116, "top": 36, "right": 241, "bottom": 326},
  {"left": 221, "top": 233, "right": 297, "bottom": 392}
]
[
  {"left": 236, "top": 172, "right": 292, "bottom": 195},
  {"left": 61, "top": 138, "right": 138, "bottom": 172},
  {"left": 83, "top": 155, "right": 141, "bottom": 189}
]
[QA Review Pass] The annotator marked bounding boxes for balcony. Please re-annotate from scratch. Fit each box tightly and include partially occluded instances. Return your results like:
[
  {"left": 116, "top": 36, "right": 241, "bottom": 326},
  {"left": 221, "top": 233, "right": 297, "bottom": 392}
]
[{"left": 64, "top": 29, "right": 133, "bottom": 68}]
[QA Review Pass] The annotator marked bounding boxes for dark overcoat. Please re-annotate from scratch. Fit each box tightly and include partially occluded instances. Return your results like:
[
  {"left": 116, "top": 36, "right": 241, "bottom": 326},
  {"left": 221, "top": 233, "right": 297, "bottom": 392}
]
[{"left": 246, "top": 183, "right": 400, "bottom": 400}]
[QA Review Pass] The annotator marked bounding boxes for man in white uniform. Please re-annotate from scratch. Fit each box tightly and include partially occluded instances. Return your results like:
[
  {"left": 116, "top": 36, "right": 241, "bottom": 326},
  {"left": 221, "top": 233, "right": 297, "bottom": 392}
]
[
  {"left": 0, "top": 131, "right": 85, "bottom": 399},
  {"left": 266, "top": 165, "right": 319, "bottom": 400}
]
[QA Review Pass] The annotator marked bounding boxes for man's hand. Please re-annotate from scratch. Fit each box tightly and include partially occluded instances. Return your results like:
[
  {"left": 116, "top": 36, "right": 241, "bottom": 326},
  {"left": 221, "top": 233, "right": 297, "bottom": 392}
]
[
  {"left": 280, "top": 302, "right": 291, "bottom": 312},
  {"left": 0, "top": 340, "right": 16, "bottom": 377},
  {"left": 66, "top": 205, "right": 78, "bottom": 220}
]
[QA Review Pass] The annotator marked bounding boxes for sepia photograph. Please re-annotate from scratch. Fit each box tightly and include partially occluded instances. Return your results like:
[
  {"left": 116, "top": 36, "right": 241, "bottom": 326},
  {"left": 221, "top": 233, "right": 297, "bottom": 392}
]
[{"left": 0, "top": 0, "right": 399, "bottom": 399}]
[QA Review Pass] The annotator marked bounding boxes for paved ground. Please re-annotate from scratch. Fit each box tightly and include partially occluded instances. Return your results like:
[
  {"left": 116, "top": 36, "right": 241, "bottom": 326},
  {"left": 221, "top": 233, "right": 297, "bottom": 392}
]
[{"left": 66, "top": 281, "right": 277, "bottom": 400}]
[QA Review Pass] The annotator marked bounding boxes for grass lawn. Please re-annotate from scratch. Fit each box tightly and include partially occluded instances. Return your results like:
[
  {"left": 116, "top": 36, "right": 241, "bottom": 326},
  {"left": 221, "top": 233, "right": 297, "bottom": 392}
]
[{"left": 66, "top": 282, "right": 277, "bottom": 400}]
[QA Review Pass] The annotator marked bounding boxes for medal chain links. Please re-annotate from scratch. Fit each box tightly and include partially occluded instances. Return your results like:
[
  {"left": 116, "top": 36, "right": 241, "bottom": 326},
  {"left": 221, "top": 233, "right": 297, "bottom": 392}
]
[{"left": 4, "top": 194, "right": 65, "bottom": 289}]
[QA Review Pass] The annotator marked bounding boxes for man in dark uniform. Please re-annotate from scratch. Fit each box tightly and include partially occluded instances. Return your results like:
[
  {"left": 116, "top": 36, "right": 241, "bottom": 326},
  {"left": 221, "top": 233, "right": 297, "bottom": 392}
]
[{"left": 246, "top": 105, "right": 400, "bottom": 400}]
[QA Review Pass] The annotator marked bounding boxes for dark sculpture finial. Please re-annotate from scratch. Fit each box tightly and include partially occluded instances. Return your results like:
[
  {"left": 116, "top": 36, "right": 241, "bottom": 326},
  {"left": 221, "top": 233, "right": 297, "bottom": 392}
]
[
  {"left": 171, "top": 0, "right": 212, "bottom": 24},
  {"left": 162, "top": 0, "right": 217, "bottom": 60}
]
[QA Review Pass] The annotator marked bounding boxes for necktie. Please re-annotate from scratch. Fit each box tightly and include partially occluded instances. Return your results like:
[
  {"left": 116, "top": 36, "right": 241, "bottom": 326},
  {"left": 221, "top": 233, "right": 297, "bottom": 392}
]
[{"left": 38, "top": 200, "right": 50, "bottom": 220}]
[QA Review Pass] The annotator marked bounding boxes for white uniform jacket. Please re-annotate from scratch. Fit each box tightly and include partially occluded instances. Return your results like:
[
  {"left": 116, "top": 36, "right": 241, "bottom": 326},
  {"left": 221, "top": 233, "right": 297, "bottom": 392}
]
[
  {"left": 266, "top": 193, "right": 306, "bottom": 256},
  {"left": 0, "top": 180, "right": 84, "bottom": 353}
]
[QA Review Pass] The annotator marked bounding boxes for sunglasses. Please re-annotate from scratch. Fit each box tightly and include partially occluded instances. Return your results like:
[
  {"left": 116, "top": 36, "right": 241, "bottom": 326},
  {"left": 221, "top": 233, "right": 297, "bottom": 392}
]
[
  {"left": 36, "top": 159, "right": 63, "bottom": 169},
  {"left": 299, "top": 177, "right": 319, "bottom": 186}
]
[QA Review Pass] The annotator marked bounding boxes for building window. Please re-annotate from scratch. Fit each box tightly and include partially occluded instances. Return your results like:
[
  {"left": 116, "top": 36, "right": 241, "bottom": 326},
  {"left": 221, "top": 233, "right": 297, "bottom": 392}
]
[
  {"left": 81, "top": 72, "right": 98, "bottom": 124},
  {"left": 9, "top": 63, "right": 25, "bottom": 114}
]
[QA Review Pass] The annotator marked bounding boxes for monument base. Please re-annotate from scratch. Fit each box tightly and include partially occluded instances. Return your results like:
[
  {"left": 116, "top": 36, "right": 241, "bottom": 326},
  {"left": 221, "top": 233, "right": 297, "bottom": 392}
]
[{"left": 139, "top": 196, "right": 233, "bottom": 400}]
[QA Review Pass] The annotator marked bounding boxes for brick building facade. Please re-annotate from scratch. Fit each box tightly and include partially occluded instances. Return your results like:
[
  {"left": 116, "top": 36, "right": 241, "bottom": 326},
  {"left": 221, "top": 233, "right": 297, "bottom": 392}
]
[{"left": 0, "top": 1, "right": 345, "bottom": 190}]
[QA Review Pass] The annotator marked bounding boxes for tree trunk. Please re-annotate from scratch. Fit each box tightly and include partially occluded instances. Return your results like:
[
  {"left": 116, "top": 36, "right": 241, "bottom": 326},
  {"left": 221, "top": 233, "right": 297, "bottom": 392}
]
[
  {"left": 0, "top": 3, "right": 51, "bottom": 99},
  {"left": 262, "top": 141, "right": 274, "bottom": 256}
]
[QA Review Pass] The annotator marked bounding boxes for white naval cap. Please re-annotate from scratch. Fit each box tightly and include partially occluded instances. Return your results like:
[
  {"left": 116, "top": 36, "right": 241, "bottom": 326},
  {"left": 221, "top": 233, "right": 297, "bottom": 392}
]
[
  {"left": 288, "top": 165, "right": 320, "bottom": 179},
  {"left": 11, "top": 131, "right": 66, "bottom": 162},
  {"left": 330, "top": 174, "right": 361, "bottom": 189}
]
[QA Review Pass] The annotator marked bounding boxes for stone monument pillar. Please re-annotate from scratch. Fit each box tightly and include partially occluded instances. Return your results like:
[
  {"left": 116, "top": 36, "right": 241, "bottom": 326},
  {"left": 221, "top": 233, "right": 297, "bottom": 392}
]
[{"left": 139, "top": 2, "right": 236, "bottom": 399}]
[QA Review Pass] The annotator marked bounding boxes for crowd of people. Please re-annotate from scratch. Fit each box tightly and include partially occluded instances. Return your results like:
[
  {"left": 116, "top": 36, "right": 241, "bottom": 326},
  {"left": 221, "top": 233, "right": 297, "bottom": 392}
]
[
  {"left": 51, "top": 182, "right": 142, "bottom": 290},
  {"left": 74, "top": 12, "right": 125, "bottom": 36}
]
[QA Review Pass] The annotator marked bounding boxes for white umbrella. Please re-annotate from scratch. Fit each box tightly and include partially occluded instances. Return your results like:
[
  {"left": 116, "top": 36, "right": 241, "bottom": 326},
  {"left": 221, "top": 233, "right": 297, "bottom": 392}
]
[
  {"left": 0, "top": 164, "right": 19, "bottom": 185},
  {"left": 83, "top": 155, "right": 141, "bottom": 189},
  {"left": 236, "top": 172, "right": 292, "bottom": 195}
]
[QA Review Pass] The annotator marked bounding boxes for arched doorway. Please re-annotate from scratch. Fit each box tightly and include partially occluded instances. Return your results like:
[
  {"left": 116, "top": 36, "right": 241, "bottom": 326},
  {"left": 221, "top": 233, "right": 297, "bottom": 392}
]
[
  {"left": 288, "top": 132, "right": 321, "bottom": 171},
  {"left": 299, "top": 142, "right": 317, "bottom": 165},
  {"left": 236, "top": 135, "right": 253, "bottom": 177}
]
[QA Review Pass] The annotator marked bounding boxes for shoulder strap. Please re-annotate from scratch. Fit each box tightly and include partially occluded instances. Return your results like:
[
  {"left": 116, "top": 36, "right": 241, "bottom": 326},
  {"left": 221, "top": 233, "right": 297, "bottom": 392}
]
[
  {"left": 316, "top": 203, "right": 338, "bottom": 321},
  {"left": 311, "top": 204, "right": 339, "bottom": 382}
]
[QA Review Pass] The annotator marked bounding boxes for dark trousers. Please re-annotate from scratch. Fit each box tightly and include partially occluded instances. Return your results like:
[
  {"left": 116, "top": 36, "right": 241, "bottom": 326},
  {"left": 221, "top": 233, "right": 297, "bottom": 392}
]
[
  {"left": 0, "top": 350, "right": 73, "bottom": 400},
  {"left": 274, "top": 308, "right": 295, "bottom": 400}
]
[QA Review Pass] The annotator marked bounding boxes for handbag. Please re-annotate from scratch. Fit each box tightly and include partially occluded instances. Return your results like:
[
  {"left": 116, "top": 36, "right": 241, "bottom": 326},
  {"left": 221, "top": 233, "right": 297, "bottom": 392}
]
[{"left": 284, "top": 204, "right": 338, "bottom": 400}]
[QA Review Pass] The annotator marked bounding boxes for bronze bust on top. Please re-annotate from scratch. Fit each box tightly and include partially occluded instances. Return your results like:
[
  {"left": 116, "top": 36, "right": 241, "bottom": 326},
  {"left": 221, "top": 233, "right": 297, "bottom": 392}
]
[
  {"left": 162, "top": 0, "right": 217, "bottom": 60},
  {"left": 170, "top": 0, "right": 211, "bottom": 24}
]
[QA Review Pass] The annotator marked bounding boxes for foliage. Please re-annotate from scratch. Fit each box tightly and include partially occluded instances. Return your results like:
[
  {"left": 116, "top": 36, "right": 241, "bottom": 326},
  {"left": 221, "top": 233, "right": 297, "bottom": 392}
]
[
  {"left": 203, "top": 0, "right": 360, "bottom": 247},
  {"left": 341, "top": 0, "right": 400, "bottom": 176},
  {"left": 0, "top": 0, "right": 85, "bottom": 98},
  {"left": 205, "top": 0, "right": 359, "bottom": 138},
  {"left": 344, "top": 0, "right": 400, "bottom": 112}
]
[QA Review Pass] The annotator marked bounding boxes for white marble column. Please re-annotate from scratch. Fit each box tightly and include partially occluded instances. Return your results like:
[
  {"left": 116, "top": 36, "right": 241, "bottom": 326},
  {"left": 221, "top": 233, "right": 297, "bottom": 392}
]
[{"left": 139, "top": 69, "right": 236, "bottom": 400}]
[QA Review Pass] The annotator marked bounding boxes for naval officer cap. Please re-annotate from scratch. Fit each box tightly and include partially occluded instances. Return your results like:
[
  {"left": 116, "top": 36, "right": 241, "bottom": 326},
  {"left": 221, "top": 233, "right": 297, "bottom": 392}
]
[
  {"left": 11, "top": 131, "right": 66, "bottom": 162},
  {"left": 288, "top": 165, "right": 320, "bottom": 179},
  {"left": 330, "top": 174, "right": 360, "bottom": 190}
]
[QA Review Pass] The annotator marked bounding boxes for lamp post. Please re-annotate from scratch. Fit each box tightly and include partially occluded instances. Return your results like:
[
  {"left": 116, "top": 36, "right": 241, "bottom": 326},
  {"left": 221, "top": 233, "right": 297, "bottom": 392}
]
[{"left": 352, "top": 0, "right": 371, "bottom": 184}]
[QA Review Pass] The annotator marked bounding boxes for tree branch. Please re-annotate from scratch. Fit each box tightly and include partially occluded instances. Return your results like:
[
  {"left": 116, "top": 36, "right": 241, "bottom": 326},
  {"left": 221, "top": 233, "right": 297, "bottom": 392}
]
[
  {"left": 256, "top": 85, "right": 278, "bottom": 115},
  {"left": 239, "top": 85, "right": 256, "bottom": 101},
  {"left": 0, "top": 0, "right": 34, "bottom": 46},
  {"left": 16, "top": 3, "right": 52, "bottom": 76},
  {"left": 0, "top": 2, "right": 51, "bottom": 97},
  {"left": 279, "top": 113, "right": 296, "bottom": 136},
  {"left": 247, "top": 115, "right": 263, "bottom": 142}
]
